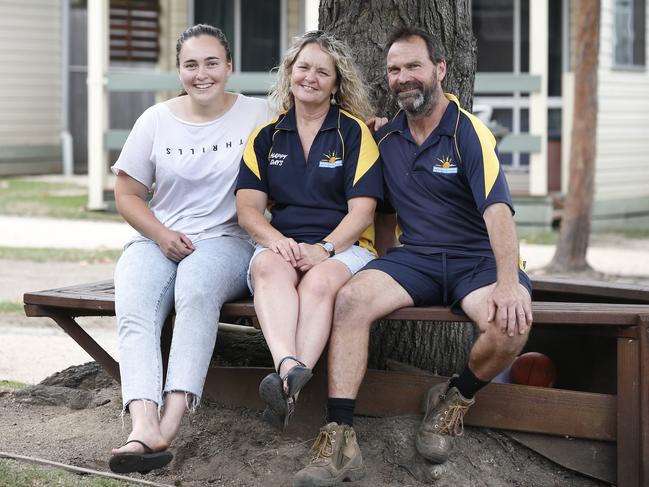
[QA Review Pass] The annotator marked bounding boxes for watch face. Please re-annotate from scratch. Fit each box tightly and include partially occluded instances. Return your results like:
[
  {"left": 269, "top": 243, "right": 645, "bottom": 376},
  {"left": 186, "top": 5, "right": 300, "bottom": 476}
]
[{"left": 324, "top": 242, "right": 334, "bottom": 252}]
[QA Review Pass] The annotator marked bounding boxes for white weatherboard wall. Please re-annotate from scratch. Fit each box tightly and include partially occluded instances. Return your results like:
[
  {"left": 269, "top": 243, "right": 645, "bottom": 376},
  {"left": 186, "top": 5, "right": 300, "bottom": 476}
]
[
  {"left": 593, "top": 0, "right": 649, "bottom": 228},
  {"left": 0, "top": 0, "right": 63, "bottom": 174}
]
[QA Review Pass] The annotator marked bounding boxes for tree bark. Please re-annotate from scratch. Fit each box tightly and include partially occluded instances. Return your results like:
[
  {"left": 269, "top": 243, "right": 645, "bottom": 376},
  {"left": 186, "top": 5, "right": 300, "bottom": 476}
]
[
  {"left": 320, "top": 1, "right": 478, "bottom": 374},
  {"left": 548, "top": 0, "right": 599, "bottom": 272},
  {"left": 319, "top": 0, "right": 476, "bottom": 116},
  {"left": 369, "top": 320, "right": 478, "bottom": 376},
  {"left": 213, "top": 330, "right": 273, "bottom": 367}
]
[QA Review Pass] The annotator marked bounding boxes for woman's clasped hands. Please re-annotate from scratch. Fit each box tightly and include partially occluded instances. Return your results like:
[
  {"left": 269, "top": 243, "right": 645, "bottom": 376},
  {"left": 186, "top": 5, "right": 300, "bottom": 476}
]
[{"left": 268, "top": 237, "right": 329, "bottom": 272}]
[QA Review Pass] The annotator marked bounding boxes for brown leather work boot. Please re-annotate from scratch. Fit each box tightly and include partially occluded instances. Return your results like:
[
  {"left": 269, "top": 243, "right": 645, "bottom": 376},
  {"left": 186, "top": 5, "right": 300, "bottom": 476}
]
[
  {"left": 415, "top": 381, "right": 475, "bottom": 463},
  {"left": 293, "top": 422, "right": 365, "bottom": 487}
]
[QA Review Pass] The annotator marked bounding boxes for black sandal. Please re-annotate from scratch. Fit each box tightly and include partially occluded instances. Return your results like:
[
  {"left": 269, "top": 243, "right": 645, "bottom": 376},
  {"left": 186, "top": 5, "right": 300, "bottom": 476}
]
[
  {"left": 280, "top": 355, "right": 313, "bottom": 397},
  {"left": 259, "top": 355, "right": 312, "bottom": 430},
  {"left": 109, "top": 439, "right": 173, "bottom": 474}
]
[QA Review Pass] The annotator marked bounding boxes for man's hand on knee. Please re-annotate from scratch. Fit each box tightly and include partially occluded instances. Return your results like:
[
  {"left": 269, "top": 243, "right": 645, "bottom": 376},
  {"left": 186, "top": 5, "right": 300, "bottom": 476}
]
[{"left": 487, "top": 282, "right": 533, "bottom": 337}]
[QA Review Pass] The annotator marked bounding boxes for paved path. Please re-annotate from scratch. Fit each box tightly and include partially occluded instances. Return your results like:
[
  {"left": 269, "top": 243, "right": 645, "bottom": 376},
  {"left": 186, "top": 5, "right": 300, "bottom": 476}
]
[
  {"left": 522, "top": 243, "right": 649, "bottom": 276},
  {"left": 2, "top": 215, "right": 134, "bottom": 250}
]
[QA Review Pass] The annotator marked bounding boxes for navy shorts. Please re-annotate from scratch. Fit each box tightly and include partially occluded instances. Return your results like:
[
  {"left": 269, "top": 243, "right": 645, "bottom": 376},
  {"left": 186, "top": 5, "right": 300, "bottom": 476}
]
[{"left": 361, "top": 246, "right": 532, "bottom": 313}]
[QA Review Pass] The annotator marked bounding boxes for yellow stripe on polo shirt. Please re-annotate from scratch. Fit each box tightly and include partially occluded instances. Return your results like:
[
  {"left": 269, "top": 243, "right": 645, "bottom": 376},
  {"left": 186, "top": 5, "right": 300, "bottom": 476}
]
[
  {"left": 340, "top": 109, "right": 380, "bottom": 187},
  {"left": 358, "top": 224, "right": 377, "bottom": 256},
  {"left": 458, "top": 105, "right": 500, "bottom": 199},
  {"left": 242, "top": 126, "right": 264, "bottom": 180}
]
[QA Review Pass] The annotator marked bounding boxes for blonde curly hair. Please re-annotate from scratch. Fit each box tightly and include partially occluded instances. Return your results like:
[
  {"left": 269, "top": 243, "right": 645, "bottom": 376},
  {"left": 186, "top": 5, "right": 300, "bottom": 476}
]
[{"left": 269, "top": 31, "right": 374, "bottom": 120}]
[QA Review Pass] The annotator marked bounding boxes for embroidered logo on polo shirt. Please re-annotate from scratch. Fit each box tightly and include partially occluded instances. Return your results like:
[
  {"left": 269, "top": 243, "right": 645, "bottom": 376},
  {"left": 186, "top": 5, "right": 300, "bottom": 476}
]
[
  {"left": 432, "top": 156, "right": 458, "bottom": 174},
  {"left": 319, "top": 151, "right": 343, "bottom": 168},
  {"left": 269, "top": 152, "right": 287, "bottom": 166}
]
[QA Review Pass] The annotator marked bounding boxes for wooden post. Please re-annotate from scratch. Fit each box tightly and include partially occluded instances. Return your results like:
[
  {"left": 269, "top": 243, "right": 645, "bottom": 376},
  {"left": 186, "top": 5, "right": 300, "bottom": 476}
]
[
  {"left": 87, "top": 0, "right": 109, "bottom": 210},
  {"left": 528, "top": 0, "right": 549, "bottom": 196},
  {"left": 616, "top": 336, "right": 641, "bottom": 486}
]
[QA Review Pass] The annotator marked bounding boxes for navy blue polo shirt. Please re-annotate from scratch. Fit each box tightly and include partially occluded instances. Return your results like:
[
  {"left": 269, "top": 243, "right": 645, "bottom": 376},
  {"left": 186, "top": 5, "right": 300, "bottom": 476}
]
[
  {"left": 236, "top": 104, "right": 383, "bottom": 253},
  {"left": 376, "top": 93, "right": 514, "bottom": 257}
]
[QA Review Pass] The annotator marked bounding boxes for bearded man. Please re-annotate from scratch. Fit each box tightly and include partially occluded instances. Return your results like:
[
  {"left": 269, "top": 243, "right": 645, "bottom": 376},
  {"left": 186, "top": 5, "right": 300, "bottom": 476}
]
[{"left": 293, "top": 26, "right": 533, "bottom": 487}]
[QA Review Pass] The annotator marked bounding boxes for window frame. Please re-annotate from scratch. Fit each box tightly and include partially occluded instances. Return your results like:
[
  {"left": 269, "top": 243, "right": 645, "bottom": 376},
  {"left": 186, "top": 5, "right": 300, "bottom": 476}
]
[
  {"left": 613, "top": 0, "right": 646, "bottom": 69},
  {"left": 191, "top": 0, "right": 286, "bottom": 74}
]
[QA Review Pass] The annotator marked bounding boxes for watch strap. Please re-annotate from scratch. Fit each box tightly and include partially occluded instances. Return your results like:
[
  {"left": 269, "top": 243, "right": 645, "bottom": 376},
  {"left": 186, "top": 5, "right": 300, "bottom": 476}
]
[{"left": 316, "top": 240, "right": 335, "bottom": 257}]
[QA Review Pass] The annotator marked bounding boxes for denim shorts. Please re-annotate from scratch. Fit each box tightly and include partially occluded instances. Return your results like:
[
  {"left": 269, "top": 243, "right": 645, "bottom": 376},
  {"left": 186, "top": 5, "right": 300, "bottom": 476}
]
[{"left": 247, "top": 243, "right": 375, "bottom": 293}]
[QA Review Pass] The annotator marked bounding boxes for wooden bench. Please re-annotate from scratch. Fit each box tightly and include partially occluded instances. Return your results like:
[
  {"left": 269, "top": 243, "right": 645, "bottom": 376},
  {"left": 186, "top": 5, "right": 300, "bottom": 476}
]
[{"left": 23, "top": 278, "right": 649, "bottom": 487}]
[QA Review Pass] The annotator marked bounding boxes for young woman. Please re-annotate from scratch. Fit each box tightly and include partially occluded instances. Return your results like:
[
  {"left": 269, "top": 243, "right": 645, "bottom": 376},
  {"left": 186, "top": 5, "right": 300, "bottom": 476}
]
[
  {"left": 236, "top": 31, "right": 383, "bottom": 429},
  {"left": 109, "top": 24, "right": 273, "bottom": 474}
]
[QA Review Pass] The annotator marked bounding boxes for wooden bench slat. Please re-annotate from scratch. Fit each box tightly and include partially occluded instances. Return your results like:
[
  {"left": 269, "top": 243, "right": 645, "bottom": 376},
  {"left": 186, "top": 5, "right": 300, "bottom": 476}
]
[
  {"left": 23, "top": 279, "right": 649, "bottom": 326},
  {"left": 532, "top": 276, "right": 649, "bottom": 304}
]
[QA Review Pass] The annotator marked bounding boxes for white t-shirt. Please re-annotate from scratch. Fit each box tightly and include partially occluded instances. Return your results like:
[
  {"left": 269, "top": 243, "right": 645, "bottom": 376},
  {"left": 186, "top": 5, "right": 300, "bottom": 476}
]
[{"left": 112, "top": 94, "right": 274, "bottom": 244}]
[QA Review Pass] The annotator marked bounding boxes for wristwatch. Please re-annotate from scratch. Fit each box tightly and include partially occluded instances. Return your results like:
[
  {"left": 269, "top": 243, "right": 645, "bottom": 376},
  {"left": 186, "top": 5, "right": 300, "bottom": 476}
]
[{"left": 317, "top": 240, "right": 335, "bottom": 257}]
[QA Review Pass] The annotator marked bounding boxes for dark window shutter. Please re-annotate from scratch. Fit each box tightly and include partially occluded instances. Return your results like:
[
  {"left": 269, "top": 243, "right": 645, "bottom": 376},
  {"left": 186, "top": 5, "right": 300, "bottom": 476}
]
[{"left": 110, "top": 0, "right": 159, "bottom": 63}]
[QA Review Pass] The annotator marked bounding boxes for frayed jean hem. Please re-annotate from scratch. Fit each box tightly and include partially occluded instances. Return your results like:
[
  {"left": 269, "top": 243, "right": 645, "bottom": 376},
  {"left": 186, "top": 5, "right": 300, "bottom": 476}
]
[
  {"left": 164, "top": 389, "right": 201, "bottom": 414},
  {"left": 120, "top": 398, "right": 162, "bottom": 428}
]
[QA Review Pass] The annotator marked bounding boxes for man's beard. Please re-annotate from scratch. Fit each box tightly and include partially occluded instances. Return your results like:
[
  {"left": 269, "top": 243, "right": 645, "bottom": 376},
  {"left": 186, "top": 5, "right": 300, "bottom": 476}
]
[{"left": 393, "top": 80, "right": 438, "bottom": 118}]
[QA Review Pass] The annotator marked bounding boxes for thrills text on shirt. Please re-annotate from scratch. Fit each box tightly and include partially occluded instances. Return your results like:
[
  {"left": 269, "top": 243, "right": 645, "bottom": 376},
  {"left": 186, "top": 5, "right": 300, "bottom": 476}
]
[
  {"left": 165, "top": 139, "right": 245, "bottom": 156},
  {"left": 269, "top": 152, "right": 288, "bottom": 166}
]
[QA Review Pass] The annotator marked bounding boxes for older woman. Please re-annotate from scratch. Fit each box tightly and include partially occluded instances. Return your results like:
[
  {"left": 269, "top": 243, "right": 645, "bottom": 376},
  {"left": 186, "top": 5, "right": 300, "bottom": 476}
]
[{"left": 235, "top": 31, "right": 382, "bottom": 429}]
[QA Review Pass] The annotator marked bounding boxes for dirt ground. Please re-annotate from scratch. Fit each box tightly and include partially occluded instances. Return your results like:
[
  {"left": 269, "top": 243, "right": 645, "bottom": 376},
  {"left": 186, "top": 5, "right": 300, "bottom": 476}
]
[{"left": 0, "top": 364, "right": 607, "bottom": 487}]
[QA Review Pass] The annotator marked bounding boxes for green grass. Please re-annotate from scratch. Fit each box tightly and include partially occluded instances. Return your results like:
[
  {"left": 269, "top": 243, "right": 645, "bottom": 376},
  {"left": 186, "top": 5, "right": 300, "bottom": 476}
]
[
  {"left": 0, "top": 460, "right": 136, "bottom": 486},
  {"left": 0, "top": 246, "right": 120, "bottom": 263},
  {"left": 0, "top": 380, "right": 29, "bottom": 391},
  {"left": 0, "top": 301, "right": 23, "bottom": 314},
  {"left": 519, "top": 228, "right": 649, "bottom": 246},
  {"left": 617, "top": 227, "right": 649, "bottom": 239},
  {"left": 518, "top": 230, "right": 559, "bottom": 245},
  {"left": 0, "top": 178, "right": 121, "bottom": 221}
]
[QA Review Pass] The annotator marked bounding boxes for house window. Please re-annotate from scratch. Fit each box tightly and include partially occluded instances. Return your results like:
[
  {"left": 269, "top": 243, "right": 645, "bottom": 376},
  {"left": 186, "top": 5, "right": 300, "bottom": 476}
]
[
  {"left": 109, "top": 0, "right": 159, "bottom": 63},
  {"left": 473, "top": 0, "right": 564, "bottom": 171},
  {"left": 473, "top": 0, "right": 531, "bottom": 169},
  {"left": 194, "top": 0, "right": 281, "bottom": 72},
  {"left": 614, "top": 0, "right": 646, "bottom": 67}
]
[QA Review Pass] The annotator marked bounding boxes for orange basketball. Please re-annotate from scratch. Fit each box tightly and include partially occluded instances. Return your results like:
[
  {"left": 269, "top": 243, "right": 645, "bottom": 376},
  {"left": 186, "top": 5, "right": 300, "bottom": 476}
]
[{"left": 509, "top": 352, "right": 556, "bottom": 387}]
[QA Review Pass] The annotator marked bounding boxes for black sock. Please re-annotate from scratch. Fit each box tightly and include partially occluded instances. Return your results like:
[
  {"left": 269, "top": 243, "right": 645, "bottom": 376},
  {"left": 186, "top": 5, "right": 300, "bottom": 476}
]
[
  {"left": 327, "top": 398, "right": 356, "bottom": 426},
  {"left": 449, "top": 366, "right": 489, "bottom": 399}
]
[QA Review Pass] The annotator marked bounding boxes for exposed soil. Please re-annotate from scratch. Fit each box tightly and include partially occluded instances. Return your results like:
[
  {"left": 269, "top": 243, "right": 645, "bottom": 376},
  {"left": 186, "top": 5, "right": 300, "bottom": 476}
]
[{"left": 0, "top": 363, "right": 607, "bottom": 487}]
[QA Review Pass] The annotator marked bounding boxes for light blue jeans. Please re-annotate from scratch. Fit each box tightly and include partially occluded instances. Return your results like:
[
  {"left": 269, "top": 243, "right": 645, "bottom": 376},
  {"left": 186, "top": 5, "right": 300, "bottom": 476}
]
[{"left": 114, "top": 235, "right": 253, "bottom": 411}]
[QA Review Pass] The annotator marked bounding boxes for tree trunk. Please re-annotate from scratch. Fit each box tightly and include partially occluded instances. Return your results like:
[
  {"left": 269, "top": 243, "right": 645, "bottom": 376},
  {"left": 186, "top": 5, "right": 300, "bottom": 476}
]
[
  {"left": 213, "top": 330, "right": 273, "bottom": 367},
  {"left": 548, "top": 0, "right": 599, "bottom": 272},
  {"left": 320, "top": 1, "right": 478, "bottom": 374},
  {"left": 319, "top": 0, "right": 476, "bottom": 116},
  {"left": 369, "top": 320, "right": 478, "bottom": 376}
]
